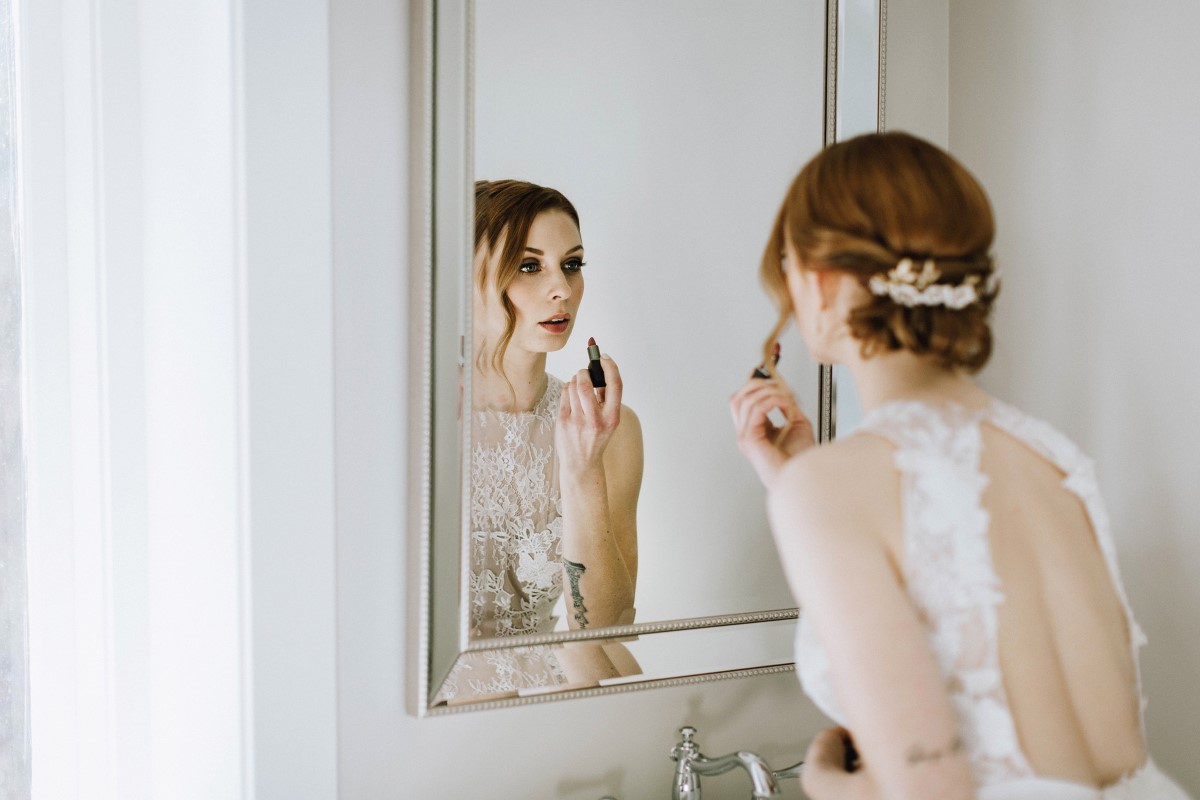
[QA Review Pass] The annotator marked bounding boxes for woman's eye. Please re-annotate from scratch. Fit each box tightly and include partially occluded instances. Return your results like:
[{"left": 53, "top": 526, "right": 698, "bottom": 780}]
[
  {"left": 563, "top": 259, "right": 586, "bottom": 273},
  {"left": 518, "top": 262, "right": 540, "bottom": 273}
]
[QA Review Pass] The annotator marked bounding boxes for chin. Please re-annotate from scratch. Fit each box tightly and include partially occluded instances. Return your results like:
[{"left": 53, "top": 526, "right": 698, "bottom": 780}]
[
  {"left": 516, "top": 331, "right": 570, "bottom": 355},
  {"left": 803, "top": 343, "right": 838, "bottom": 365}
]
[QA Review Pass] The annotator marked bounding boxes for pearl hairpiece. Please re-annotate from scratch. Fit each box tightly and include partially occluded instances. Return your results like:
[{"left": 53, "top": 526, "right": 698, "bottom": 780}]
[{"left": 868, "top": 258, "right": 999, "bottom": 310}]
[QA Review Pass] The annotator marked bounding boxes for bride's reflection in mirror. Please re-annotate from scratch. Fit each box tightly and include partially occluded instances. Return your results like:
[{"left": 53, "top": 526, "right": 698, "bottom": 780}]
[{"left": 436, "top": 180, "right": 644, "bottom": 703}]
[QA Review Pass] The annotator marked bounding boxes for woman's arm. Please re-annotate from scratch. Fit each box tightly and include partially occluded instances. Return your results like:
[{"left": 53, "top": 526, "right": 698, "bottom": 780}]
[
  {"left": 556, "top": 356, "right": 643, "bottom": 630},
  {"left": 769, "top": 441, "right": 976, "bottom": 800}
]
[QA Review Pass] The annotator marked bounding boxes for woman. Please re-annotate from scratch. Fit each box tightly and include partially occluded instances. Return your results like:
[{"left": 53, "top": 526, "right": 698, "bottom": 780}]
[
  {"left": 730, "top": 133, "right": 1191, "bottom": 799},
  {"left": 437, "top": 179, "right": 643, "bottom": 703}
]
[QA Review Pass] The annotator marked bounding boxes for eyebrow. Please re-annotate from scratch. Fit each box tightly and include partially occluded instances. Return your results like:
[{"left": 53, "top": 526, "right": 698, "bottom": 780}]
[{"left": 524, "top": 245, "right": 584, "bottom": 256}]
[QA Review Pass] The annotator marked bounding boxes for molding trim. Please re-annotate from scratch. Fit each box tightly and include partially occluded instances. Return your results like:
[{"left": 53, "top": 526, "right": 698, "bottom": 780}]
[
  {"left": 466, "top": 608, "right": 799, "bottom": 651},
  {"left": 409, "top": 0, "right": 435, "bottom": 721},
  {"left": 426, "top": 665, "right": 797, "bottom": 716},
  {"left": 878, "top": 0, "right": 889, "bottom": 133}
]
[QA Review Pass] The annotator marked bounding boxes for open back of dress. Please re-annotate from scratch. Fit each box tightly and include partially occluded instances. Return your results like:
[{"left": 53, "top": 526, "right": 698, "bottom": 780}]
[{"left": 795, "top": 399, "right": 1193, "bottom": 798}]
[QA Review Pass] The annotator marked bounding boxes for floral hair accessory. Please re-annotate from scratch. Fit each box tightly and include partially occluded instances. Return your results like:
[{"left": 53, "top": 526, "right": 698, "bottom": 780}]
[{"left": 868, "top": 257, "right": 999, "bottom": 310}]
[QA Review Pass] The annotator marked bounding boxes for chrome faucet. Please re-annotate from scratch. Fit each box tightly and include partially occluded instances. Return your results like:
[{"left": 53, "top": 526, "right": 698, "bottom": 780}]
[
  {"left": 772, "top": 759, "right": 805, "bottom": 783},
  {"left": 669, "top": 726, "right": 786, "bottom": 800}
]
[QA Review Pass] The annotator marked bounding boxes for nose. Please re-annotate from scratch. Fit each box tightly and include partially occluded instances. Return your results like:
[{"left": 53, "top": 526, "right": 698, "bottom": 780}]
[{"left": 547, "top": 268, "right": 572, "bottom": 301}]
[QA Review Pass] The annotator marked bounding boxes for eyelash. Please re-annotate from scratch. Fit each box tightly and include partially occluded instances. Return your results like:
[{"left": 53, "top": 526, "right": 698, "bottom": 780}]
[{"left": 519, "top": 259, "right": 586, "bottom": 274}]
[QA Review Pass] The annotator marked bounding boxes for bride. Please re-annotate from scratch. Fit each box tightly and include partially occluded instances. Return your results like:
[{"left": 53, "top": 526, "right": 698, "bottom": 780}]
[
  {"left": 435, "top": 179, "right": 643, "bottom": 703},
  {"left": 730, "top": 132, "right": 1192, "bottom": 799}
]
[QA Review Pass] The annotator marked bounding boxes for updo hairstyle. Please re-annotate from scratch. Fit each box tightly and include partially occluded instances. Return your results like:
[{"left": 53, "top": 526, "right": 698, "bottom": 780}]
[
  {"left": 761, "top": 132, "right": 998, "bottom": 373},
  {"left": 474, "top": 179, "right": 580, "bottom": 376}
]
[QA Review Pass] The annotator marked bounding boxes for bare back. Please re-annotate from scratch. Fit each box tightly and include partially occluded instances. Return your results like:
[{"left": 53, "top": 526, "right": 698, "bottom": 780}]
[{"left": 979, "top": 422, "right": 1144, "bottom": 786}]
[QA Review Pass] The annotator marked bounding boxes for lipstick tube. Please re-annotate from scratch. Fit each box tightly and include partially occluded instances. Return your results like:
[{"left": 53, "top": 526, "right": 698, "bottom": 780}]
[
  {"left": 753, "top": 342, "right": 782, "bottom": 379},
  {"left": 587, "top": 337, "right": 606, "bottom": 388}
]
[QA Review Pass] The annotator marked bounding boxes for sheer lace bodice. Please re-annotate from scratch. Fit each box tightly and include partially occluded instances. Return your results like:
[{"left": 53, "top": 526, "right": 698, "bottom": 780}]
[
  {"left": 794, "top": 399, "right": 1190, "bottom": 797},
  {"left": 470, "top": 374, "right": 565, "bottom": 639},
  {"left": 433, "top": 375, "right": 568, "bottom": 703}
]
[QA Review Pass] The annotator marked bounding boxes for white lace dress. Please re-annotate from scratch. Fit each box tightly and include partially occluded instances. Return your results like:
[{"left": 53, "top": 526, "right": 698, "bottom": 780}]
[
  {"left": 794, "top": 399, "right": 1193, "bottom": 799},
  {"left": 433, "top": 376, "right": 569, "bottom": 703}
]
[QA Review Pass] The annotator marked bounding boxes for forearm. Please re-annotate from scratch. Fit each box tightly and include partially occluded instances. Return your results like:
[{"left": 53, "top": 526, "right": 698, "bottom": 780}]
[{"left": 559, "top": 466, "right": 635, "bottom": 629}]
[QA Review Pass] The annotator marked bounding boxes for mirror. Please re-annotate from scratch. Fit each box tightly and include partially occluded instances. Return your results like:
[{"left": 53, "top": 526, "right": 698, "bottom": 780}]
[{"left": 417, "top": 0, "right": 884, "bottom": 713}]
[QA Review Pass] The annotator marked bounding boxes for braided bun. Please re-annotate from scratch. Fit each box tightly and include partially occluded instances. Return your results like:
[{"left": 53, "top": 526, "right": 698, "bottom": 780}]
[{"left": 761, "top": 132, "right": 998, "bottom": 373}]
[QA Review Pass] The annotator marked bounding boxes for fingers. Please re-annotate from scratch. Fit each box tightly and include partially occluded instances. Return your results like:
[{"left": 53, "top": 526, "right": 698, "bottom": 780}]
[
  {"left": 574, "top": 373, "right": 595, "bottom": 418},
  {"left": 730, "top": 380, "right": 801, "bottom": 433},
  {"left": 558, "top": 376, "right": 573, "bottom": 421},
  {"left": 729, "top": 375, "right": 797, "bottom": 414},
  {"left": 800, "top": 727, "right": 855, "bottom": 798},
  {"left": 737, "top": 391, "right": 789, "bottom": 435},
  {"left": 597, "top": 355, "right": 623, "bottom": 408},
  {"left": 806, "top": 727, "right": 849, "bottom": 769},
  {"left": 571, "top": 369, "right": 600, "bottom": 419},
  {"left": 570, "top": 355, "right": 623, "bottom": 426}
]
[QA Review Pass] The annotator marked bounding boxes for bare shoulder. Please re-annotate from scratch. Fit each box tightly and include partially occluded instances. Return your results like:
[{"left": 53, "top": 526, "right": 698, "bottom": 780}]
[
  {"left": 767, "top": 433, "right": 899, "bottom": 551},
  {"left": 609, "top": 404, "right": 643, "bottom": 456},
  {"left": 604, "top": 404, "right": 644, "bottom": 490},
  {"left": 616, "top": 403, "right": 641, "bottom": 437}
]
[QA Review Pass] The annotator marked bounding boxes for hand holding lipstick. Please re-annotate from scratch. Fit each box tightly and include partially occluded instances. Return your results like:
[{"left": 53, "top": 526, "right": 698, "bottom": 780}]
[
  {"left": 729, "top": 345, "right": 816, "bottom": 487},
  {"left": 557, "top": 343, "right": 623, "bottom": 472},
  {"left": 555, "top": 343, "right": 642, "bottom": 633}
]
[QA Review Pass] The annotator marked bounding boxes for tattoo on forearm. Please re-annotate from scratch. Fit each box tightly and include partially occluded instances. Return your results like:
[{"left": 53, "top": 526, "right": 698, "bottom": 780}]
[
  {"left": 563, "top": 559, "right": 589, "bottom": 628},
  {"left": 906, "top": 735, "right": 965, "bottom": 766}
]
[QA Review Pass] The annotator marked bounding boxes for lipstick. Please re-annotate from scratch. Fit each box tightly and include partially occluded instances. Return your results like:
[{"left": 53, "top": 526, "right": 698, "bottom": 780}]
[
  {"left": 587, "top": 336, "right": 606, "bottom": 388},
  {"left": 753, "top": 342, "right": 781, "bottom": 379}
]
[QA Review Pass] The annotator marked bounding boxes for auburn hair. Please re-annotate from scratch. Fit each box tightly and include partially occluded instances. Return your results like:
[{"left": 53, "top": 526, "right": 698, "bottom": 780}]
[
  {"left": 760, "top": 131, "right": 998, "bottom": 373},
  {"left": 474, "top": 179, "right": 581, "bottom": 382}
]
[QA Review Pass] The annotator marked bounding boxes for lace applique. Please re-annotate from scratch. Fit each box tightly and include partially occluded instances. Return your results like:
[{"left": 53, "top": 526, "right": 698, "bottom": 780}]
[
  {"left": 433, "top": 376, "right": 570, "bottom": 704},
  {"left": 794, "top": 400, "right": 1151, "bottom": 789},
  {"left": 868, "top": 402, "right": 1032, "bottom": 783},
  {"left": 470, "top": 375, "right": 566, "bottom": 640},
  {"left": 434, "top": 646, "right": 568, "bottom": 702}
]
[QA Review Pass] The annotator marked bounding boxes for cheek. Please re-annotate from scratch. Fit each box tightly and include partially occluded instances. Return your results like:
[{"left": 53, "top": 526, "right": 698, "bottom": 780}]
[
  {"left": 784, "top": 269, "right": 807, "bottom": 314},
  {"left": 474, "top": 289, "right": 502, "bottom": 334},
  {"left": 505, "top": 283, "right": 537, "bottom": 323}
]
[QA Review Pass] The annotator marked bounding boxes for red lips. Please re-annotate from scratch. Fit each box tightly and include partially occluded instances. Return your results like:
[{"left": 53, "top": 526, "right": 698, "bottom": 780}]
[{"left": 539, "top": 312, "right": 571, "bottom": 334}]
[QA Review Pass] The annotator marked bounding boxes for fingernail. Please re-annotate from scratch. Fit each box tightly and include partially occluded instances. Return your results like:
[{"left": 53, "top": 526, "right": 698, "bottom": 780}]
[{"left": 602, "top": 353, "right": 611, "bottom": 360}]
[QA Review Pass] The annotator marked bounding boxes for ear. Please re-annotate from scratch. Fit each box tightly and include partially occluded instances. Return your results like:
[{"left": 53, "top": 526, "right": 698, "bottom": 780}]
[{"left": 814, "top": 269, "right": 841, "bottom": 311}]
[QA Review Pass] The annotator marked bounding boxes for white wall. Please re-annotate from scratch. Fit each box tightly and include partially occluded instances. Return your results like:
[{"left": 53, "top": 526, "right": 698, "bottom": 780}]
[
  {"left": 948, "top": 1, "right": 1200, "bottom": 791},
  {"left": 883, "top": 0, "right": 949, "bottom": 147}
]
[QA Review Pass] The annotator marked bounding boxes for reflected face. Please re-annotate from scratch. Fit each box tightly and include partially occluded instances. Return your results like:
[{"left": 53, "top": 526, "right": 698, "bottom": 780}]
[{"left": 478, "top": 209, "right": 585, "bottom": 355}]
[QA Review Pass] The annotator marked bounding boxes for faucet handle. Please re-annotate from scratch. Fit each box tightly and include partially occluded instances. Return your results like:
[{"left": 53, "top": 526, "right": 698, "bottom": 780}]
[{"left": 670, "top": 725, "right": 700, "bottom": 762}]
